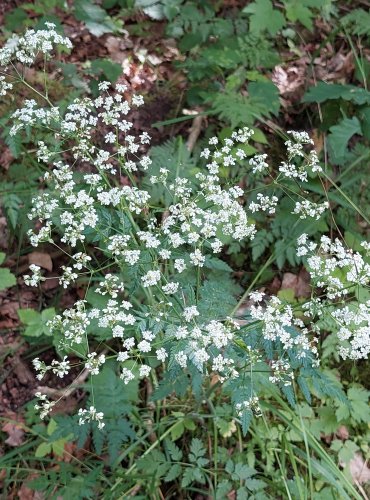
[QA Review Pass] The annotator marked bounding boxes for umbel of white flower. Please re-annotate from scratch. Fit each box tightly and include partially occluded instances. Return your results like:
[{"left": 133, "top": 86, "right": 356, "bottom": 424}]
[{"left": 1, "top": 23, "right": 369, "bottom": 429}]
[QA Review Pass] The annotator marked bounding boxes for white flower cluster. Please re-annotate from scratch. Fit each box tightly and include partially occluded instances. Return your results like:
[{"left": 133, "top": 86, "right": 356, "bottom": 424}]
[
  {"left": 269, "top": 359, "right": 294, "bottom": 386},
  {"left": 5, "top": 25, "right": 368, "bottom": 430},
  {"left": 235, "top": 396, "right": 261, "bottom": 417},
  {"left": 298, "top": 234, "right": 370, "bottom": 298},
  {"left": 293, "top": 200, "right": 329, "bottom": 220},
  {"left": 0, "top": 76, "right": 12, "bottom": 97},
  {"left": 249, "top": 193, "right": 279, "bottom": 215},
  {"left": 278, "top": 131, "right": 322, "bottom": 182},
  {"left": 34, "top": 392, "right": 56, "bottom": 420},
  {"left": 249, "top": 294, "right": 317, "bottom": 359},
  {"left": 78, "top": 406, "right": 105, "bottom": 430},
  {"left": 0, "top": 22, "right": 72, "bottom": 67},
  {"left": 24, "top": 264, "right": 45, "bottom": 287},
  {"left": 33, "top": 356, "right": 70, "bottom": 380},
  {"left": 298, "top": 234, "right": 370, "bottom": 360}
]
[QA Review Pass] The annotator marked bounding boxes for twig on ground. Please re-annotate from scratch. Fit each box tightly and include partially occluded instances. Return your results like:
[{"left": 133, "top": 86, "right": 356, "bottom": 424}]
[{"left": 186, "top": 113, "right": 203, "bottom": 152}]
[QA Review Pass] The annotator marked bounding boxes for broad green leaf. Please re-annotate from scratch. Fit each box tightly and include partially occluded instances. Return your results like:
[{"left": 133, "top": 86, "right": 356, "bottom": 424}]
[
  {"left": 0, "top": 268, "right": 16, "bottom": 290},
  {"left": 74, "top": 0, "right": 117, "bottom": 36},
  {"left": 90, "top": 59, "right": 122, "bottom": 82},
  {"left": 171, "top": 420, "right": 185, "bottom": 441},
  {"left": 243, "top": 0, "right": 286, "bottom": 35},
  {"left": 338, "top": 440, "right": 359, "bottom": 465},
  {"left": 18, "top": 308, "right": 40, "bottom": 324},
  {"left": 284, "top": 0, "right": 316, "bottom": 30},
  {"left": 277, "top": 288, "right": 296, "bottom": 303},
  {"left": 18, "top": 308, "right": 55, "bottom": 337},
  {"left": 347, "top": 387, "right": 370, "bottom": 423},
  {"left": 35, "top": 442, "right": 52, "bottom": 458},
  {"left": 47, "top": 419, "right": 58, "bottom": 436},
  {"left": 135, "top": 0, "right": 165, "bottom": 20},
  {"left": 52, "top": 439, "right": 67, "bottom": 457},
  {"left": 328, "top": 117, "right": 362, "bottom": 165},
  {"left": 303, "top": 82, "right": 370, "bottom": 105}
]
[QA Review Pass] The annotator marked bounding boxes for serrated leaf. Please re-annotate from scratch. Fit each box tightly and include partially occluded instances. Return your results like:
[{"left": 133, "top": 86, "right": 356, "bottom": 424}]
[
  {"left": 90, "top": 59, "right": 122, "bottom": 82},
  {"left": 243, "top": 0, "right": 286, "bottom": 35},
  {"left": 342, "top": 8, "right": 370, "bottom": 36},
  {"left": 338, "top": 440, "right": 359, "bottom": 465},
  {"left": 52, "top": 439, "right": 66, "bottom": 457},
  {"left": 165, "top": 439, "right": 183, "bottom": 461},
  {"left": 232, "top": 463, "right": 255, "bottom": 481},
  {"left": 240, "top": 409, "right": 253, "bottom": 435},
  {"left": 284, "top": 0, "right": 315, "bottom": 30},
  {"left": 211, "top": 81, "right": 280, "bottom": 128},
  {"left": 181, "top": 467, "right": 195, "bottom": 488},
  {"left": 347, "top": 387, "right": 370, "bottom": 423},
  {"left": 189, "top": 438, "right": 206, "bottom": 459},
  {"left": 5, "top": 134, "right": 23, "bottom": 158},
  {"left": 165, "top": 463, "right": 182, "bottom": 482}
]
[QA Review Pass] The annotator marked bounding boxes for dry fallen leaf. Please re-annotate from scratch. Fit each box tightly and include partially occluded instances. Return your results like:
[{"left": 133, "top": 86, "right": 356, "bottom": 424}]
[
  {"left": 349, "top": 453, "right": 370, "bottom": 485},
  {"left": 2, "top": 420, "right": 25, "bottom": 447},
  {"left": 28, "top": 252, "right": 53, "bottom": 272},
  {"left": 281, "top": 269, "right": 311, "bottom": 299},
  {"left": 17, "top": 476, "right": 45, "bottom": 500},
  {"left": 12, "top": 356, "right": 35, "bottom": 385},
  {"left": 336, "top": 425, "right": 349, "bottom": 441}
]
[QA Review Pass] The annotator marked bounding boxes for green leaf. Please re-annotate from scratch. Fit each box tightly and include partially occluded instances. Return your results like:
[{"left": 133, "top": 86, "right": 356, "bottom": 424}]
[
  {"left": 316, "top": 407, "right": 339, "bottom": 434},
  {"left": 18, "top": 308, "right": 40, "bottom": 324},
  {"left": 47, "top": 419, "right": 58, "bottom": 436},
  {"left": 90, "top": 59, "right": 122, "bottom": 82},
  {"left": 35, "top": 442, "right": 52, "bottom": 458},
  {"left": 189, "top": 438, "right": 207, "bottom": 461},
  {"left": 135, "top": 0, "right": 165, "bottom": 20},
  {"left": 243, "top": 0, "right": 286, "bottom": 35},
  {"left": 0, "top": 268, "right": 16, "bottom": 291},
  {"left": 240, "top": 409, "right": 253, "bottom": 435},
  {"left": 277, "top": 288, "right": 296, "bottom": 303},
  {"left": 181, "top": 467, "right": 195, "bottom": 488},
  {"left": 170, "top": 420, "right": 185, "bottom": 441},
  {"left": 342, "top": 8, "right": 370, "bottom": 37},
  {"left": 165, "top": 439, "right": 183, "bottom": 461},
  {"left": 74, "top": 0, "right": 117, "bottom": 36},
  {"left": 303, "top": 82, "right": 370, "bottom": 105},
  {"left": 4, "top": 7, "right": 28, "bottom": 31},
  {"left": 52, "top": 439, "right": 67, "bottom": 457},
  {"left": 328, "top": 117, "right": 362, "bottom": 165},
  {"left": 232, "top": 463, "right": 256, "bottom": 481},
  {"left": 284, "top": 0, "right": 316, "bottom": 30},
  {"left": 5, "top": 134, "right": 23, "bottom": 158},
  {"left": 165, "top": 463, "right": 182, "bottom": 482},
  {"left": 18, "top": 307, "right": 55, "bottom": 337},
  {"left": 347, "top": 387, "right": 370, "bottom": 423},
  {"left": 338, "top": 440, "right": 359, "bottom": 465},
  {"left": 211, "top": 81, "right": 280, "bottom": 130},
  {"left": 0, "top": 253, "right": 5, "bottom": 265}
]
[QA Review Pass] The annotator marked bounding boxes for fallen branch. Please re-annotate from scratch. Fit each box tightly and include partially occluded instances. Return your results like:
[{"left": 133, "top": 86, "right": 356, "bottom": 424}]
[{"left": 186, "top": 113, "right": 203, "bottom": 152}]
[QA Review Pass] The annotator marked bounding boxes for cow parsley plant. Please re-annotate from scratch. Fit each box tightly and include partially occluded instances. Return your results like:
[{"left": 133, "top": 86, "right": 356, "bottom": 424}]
[{"left": 1, "top": 24, "right": 369, "bottom": 430}]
